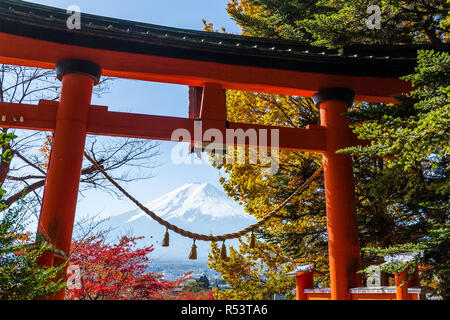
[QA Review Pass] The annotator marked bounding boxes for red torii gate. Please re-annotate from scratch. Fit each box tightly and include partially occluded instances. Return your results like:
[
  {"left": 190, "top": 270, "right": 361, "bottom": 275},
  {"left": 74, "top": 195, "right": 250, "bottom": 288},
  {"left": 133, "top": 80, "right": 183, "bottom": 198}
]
[{"left": 1, "top": 0, "right": 442, "bottom": 300}]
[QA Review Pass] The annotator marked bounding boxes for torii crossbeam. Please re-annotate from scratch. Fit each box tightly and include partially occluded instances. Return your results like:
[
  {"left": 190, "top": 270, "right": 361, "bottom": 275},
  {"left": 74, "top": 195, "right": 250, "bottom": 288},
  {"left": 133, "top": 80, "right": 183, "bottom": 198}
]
[{"left": 1, "top": 0, "right": 447, "bottom": 300}]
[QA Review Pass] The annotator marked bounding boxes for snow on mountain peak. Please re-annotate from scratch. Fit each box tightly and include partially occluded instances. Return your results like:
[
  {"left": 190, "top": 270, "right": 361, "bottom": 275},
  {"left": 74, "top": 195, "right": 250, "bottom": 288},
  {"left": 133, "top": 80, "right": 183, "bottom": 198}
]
[
  {"left": 103, "top": 182, "right": 256, "bottom": 261},
  {"left": 143, "top": 182, "right": 250, "bottom": 221}
]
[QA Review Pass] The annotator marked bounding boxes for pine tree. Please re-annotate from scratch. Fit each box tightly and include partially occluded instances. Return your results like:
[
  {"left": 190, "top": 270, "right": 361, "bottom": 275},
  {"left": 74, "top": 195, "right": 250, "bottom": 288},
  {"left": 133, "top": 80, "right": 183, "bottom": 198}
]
[
  {"left": 226, "top": 0, "right": 448, "bottom": 46},
  {"left": 0, "top": 132, "right": 65, "bottom": 299},
  {"left": 343, "top": 49, "right": 449, "bottom": 299}
]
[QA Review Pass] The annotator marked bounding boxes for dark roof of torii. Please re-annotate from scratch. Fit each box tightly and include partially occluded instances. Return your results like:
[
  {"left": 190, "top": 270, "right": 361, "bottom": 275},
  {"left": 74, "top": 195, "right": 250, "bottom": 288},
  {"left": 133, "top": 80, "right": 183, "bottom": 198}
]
[{"left": 1, "top": 0, "right": 448, "bottom": 79}]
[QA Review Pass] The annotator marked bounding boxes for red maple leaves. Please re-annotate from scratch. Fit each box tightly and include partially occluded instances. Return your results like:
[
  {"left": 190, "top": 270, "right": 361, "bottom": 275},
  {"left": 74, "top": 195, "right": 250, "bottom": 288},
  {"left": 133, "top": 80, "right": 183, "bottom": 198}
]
[{"left": 65, "top": 235, "right": 189, "bottom": 300}]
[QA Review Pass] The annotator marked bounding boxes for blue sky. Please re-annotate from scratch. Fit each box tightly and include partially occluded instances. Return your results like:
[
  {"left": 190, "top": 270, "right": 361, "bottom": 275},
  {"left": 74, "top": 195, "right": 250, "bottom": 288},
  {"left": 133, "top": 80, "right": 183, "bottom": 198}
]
[{"left": 27, "top": 0, "right": 242, "bottom": 220}]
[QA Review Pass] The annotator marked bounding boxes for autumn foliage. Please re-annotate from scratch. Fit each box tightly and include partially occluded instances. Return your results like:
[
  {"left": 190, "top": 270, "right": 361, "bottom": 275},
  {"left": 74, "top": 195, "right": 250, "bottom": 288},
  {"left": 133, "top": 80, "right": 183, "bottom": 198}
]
[
  {"left": 174, "top": 289, "right": 214, "bottom": 300},
  {"left": 66, "top": 235, "right": 189, "bottom": 300}
]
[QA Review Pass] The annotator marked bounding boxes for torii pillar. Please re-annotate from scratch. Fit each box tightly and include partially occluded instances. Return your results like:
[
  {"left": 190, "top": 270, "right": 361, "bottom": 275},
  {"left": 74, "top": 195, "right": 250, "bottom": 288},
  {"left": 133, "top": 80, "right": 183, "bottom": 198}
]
[
  {"left": 36, "top": 60, "right": 101, "bottom": 299},
  {"left": 313, "top": 88, "right": 362, "bottom": 300}
]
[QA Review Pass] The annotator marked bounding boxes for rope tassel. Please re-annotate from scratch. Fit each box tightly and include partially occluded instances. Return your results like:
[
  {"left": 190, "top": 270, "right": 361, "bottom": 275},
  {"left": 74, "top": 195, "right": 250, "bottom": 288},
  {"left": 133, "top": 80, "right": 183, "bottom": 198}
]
[
  {"left": 162, "top": 229, "right": 170, "bottom": 247},
  {"left": 220, "top": 241, "right": 228, "bottom": 260},
  {"left": 83, "top": 153, "right": 324, "bottom": 258},
  {"left": 189, "top": 240, "right": 197, "bottom": 260}
]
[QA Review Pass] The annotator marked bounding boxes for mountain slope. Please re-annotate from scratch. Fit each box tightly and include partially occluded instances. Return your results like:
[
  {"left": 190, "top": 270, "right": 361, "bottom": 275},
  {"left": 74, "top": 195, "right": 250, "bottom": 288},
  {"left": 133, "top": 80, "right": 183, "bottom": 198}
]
[{"left": 104, "top": 182, "right": 256, "bottom": 261}]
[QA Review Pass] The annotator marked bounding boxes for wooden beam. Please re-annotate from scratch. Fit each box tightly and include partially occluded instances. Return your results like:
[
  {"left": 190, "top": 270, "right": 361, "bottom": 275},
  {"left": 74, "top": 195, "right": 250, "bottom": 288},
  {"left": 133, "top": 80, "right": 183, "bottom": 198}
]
[
  {"left": 87, "top": 108, "right": 327, "bottom": 152},
  {"left": 0, "top": 101, "right": 328, "bottom": 152},
  {"left": 188, "top": 86, "right": 202, "bottom": 119},
  {"left": 0, "top": 100, "right": 57, "bottom": 132},
  {"left": 199, "top": 83, "right": 226, "bottom": 121},
  {"left": 0, "top": 33, "right": 411, "bottom": 103}
]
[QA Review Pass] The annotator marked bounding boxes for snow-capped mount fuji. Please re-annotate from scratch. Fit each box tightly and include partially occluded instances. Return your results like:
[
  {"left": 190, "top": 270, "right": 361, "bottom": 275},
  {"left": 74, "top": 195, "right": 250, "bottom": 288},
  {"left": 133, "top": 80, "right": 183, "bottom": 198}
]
[
  {"left": 104, "top": 182, "right": 257, "bottom": 261},
  {"left": 128, "top": 182, "right": 252, "bottom": 224}
]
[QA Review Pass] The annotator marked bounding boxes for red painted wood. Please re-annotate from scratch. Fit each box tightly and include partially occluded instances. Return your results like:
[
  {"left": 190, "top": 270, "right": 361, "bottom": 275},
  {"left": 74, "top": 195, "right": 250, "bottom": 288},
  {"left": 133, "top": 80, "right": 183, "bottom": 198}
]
[
  {"left": 350, "top": 293, "right": 397, "bottom": 300},
  {"left": 319, "top": 98, "right": 362, "bottom": 300},
  {"left": 306, "top": 293, "right": 332, "bottom": 300},
  {"left": 0, "top": 33, "right": 411, "bottom": 103},
  {"left": 296, "top": 272, "right": 314, "bottom": 300},
  {"left": 36, "top": 74, "right": 94, "bottom": 300},
  {"left": 0, "top": 101, "right": 57, "bottom": 131},
  {"left": 200, "top": 83, "right": 227, "bottom": 121},
  {"left": 0, "top": 101, "right": 328, "bottom": 152}
]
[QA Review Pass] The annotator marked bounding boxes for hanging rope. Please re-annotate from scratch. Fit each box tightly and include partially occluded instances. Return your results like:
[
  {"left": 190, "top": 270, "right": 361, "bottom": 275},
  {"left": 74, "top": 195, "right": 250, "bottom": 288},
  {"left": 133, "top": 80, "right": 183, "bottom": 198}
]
[{"left": 84, "top": 151, "right": 323, "bottom": 243}]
